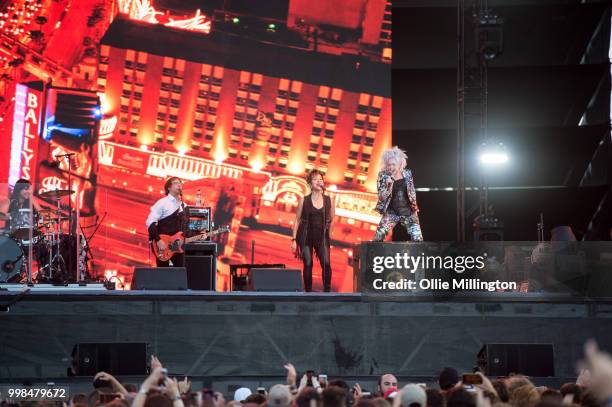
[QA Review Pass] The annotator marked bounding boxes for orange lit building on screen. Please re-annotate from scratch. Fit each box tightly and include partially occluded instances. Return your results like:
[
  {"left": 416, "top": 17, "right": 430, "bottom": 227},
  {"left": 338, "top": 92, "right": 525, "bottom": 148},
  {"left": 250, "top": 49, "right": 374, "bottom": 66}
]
[{"left": 97, "top": 16, "right": 391, "bottom": 192}]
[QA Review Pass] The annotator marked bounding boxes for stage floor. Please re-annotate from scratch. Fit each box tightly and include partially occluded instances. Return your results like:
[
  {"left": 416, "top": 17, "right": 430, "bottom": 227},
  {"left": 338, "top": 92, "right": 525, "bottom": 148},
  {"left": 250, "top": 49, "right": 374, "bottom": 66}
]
[
  {"left": 1, "top": 285, "right": 611, "bottom": 385},
  {"left": 0, "top": 283, "right": 607, "bottom": 303}
]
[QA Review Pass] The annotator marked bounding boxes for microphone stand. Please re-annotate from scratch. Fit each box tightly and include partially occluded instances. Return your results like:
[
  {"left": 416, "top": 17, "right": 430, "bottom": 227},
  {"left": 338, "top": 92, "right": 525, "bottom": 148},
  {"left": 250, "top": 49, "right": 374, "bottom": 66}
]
[{"left": 55, "top": 153, "right": 76, "bottom": 282}]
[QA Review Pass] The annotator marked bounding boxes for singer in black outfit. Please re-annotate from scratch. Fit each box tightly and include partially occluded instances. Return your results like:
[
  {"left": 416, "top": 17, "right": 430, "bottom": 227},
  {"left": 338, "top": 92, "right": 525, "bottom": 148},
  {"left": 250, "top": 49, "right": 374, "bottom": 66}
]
[
  {"left": 146, "top": 177, "right": 186, "bottom": 267},
  {"left": 292, "top": 170, "right": 335, "bottom": 292}
]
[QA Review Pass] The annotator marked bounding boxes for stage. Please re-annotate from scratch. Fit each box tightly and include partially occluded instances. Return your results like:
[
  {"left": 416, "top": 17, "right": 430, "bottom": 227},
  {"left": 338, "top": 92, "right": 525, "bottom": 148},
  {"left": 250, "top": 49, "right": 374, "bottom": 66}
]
[{"left": 1, "top": 286, "right": 611, "bottom": 392}]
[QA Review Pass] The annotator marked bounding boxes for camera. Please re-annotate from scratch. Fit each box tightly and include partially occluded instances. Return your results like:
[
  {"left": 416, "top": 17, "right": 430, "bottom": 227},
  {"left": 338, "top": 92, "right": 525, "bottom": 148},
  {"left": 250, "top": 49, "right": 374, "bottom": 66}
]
[{"left": 158, "top": 368, "right": 168, "bottom": 386}]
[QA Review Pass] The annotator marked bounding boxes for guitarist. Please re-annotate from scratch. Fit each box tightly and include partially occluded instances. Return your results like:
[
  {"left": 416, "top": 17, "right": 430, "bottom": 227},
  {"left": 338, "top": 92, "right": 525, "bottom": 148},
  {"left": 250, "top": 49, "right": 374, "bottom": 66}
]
[{"left": 146, "top": 177, "right": 187, "bottom": 267}]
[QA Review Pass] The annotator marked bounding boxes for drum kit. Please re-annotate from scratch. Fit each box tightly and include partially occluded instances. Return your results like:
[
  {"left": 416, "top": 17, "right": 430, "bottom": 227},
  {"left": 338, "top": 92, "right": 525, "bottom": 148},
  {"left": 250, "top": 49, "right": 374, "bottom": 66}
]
[{"left": 0, "top": 189, "right": 92, "bottom": 284}]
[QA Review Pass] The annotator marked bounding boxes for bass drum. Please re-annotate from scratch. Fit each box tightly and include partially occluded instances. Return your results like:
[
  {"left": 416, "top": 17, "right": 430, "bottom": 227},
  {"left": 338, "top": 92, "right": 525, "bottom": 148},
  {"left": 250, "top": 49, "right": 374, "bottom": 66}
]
[{"left": 0, "top": 235, "right": 24, "bottom": 283}]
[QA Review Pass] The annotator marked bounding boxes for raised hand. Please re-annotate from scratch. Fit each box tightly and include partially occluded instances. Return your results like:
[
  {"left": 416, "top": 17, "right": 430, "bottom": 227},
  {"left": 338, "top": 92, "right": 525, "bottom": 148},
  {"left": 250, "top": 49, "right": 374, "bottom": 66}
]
[
  {"left": 581, "top": 340, "right": 612, "bottom": 400},
  {"left": 151, "top": 355, "right": 163, "bottom": 370},
  {"left": 178, "top": 377, "right": 191, "bottom": 395},
  {"left": 284, "top": 363, "right": 297, "bottom": 387}
]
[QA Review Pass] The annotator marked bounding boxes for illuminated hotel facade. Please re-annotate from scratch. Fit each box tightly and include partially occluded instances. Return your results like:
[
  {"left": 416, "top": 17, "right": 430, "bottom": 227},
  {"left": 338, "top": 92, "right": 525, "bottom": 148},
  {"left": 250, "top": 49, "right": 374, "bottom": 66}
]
[{"left": 97, "top": 16, "right": 391, "bottom": 192}]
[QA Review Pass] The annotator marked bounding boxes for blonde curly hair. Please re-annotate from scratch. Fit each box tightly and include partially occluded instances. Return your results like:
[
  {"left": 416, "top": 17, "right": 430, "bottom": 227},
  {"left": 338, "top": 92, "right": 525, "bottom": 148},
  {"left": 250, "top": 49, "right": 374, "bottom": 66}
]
[{"left": 381, "top": 146, "right": 407, "bottom": 171}]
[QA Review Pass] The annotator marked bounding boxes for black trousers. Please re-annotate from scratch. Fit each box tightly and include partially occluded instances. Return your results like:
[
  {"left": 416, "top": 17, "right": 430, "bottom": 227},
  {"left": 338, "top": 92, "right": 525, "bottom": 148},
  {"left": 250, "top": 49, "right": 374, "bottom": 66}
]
[{"left": 301, "top": 240, "right": 332, "bottom": 292}]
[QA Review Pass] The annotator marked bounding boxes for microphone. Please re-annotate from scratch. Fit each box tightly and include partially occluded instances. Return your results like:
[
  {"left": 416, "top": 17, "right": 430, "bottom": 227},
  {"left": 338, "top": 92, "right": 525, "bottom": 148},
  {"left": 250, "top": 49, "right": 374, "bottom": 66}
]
[
  {"left": 55, "top": 153, "right": 76, "bottom": 159},
  {"left": 179, "top": 190, "right": 185, "bottom": 208}
]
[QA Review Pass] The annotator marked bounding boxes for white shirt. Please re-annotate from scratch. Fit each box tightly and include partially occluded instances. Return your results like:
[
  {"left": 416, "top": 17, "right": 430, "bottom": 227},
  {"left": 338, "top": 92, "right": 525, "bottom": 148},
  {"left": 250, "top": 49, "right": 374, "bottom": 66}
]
[{"left": 146, "top": 194, "right": 184, "bottom": 228}]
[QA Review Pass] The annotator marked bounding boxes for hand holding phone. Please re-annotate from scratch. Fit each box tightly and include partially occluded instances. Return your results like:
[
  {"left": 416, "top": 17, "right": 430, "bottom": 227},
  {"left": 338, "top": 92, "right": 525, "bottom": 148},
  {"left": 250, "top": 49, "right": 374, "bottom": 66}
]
[{"left": 462, "top": 373, "right": 483, "bottom": 385}]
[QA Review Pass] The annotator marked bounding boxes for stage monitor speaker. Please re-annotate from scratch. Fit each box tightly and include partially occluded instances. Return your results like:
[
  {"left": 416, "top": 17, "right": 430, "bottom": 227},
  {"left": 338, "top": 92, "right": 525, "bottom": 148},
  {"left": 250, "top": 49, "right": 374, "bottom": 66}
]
[
  {"left": 250, "top": 268, "right": 303, "bottom": 291},
  {"left": 185, "top": 243, "right": 216, "bottom": 290},
  {"left": 73, "top": 342, "right": 148, "bottom": 376},
  {"left": 132, "top": 267, "right": 187, "bottom": 290},
  {"left": 477, "top": 343, "right": 554, "bottom": 377}
]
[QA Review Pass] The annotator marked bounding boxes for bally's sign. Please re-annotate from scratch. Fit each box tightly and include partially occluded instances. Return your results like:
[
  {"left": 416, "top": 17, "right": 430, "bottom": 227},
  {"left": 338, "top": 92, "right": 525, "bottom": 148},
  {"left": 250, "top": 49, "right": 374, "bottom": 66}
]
[{"left": 9, "top": 83, "right": 42, "bottom": 185}]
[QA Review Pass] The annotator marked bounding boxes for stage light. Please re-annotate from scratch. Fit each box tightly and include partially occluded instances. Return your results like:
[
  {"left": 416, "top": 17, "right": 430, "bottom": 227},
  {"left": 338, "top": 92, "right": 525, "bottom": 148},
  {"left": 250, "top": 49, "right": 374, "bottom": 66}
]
[
  {"left": 140, "top": 144, "right": 148, "bottom": 151},
  {"left": 479, "top": 141, "right": 508, "bottom": 166},
  {"left": 267, "top": 23, "right": 276, "bottom": 31},
  {"left": 475, "top": 11, "right": 503, "bottom": 61},
  {"left": 94, "top": 107, "right": 102, "bottom": 119},
  {"left": 480, "top": 152, "right": 508, "bottom": 165},
  {"left": 232, "top": 17, "right": 240, "bottom": 24}
]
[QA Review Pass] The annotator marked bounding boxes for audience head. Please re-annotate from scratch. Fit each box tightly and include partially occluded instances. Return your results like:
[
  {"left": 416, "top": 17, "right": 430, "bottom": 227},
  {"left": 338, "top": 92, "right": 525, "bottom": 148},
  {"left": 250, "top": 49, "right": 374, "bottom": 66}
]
[
  {"left": 92, "top": 377, "right": 115, "bottom": 394},
  {"left": 297, "top": 387, "right": 323, "bottom": 407},
  {"left": 371, "top": 397, "right": 393, "bottom": 407},
  {"left": 579, "top": 390, "right": 600, "bottom": 407},
  {"left": 507, "top": 377, "right": 534, "bottom": 394},
  {"left": 509, "top": 384, "right": 540, "bottom": 407},
  {"left": 438, "top": 368, "right": 460, "bottom": 391},
  {"left": 559, "top": 383, "right": 582, "bottom": 404},
  {"left": 532, "top": 401, "right": 563, "bottom": 407},
  {"left": 492, "top": 380, "right": 510, "bottom": 403},
  {"left": 323, "top": 386, "right": 349, "bottom": 407},
  {"left": 393, "top": 384, "right": 426, "bottom": 407},
  {"left": 244, "top": 393, "right": 266, "bottom": 405},
  {"left": 354, "top": 399, "right": 376, "bottom": 407},
  {"left": 106, "top": 399, "right": 130, "bottom": 407},
  {"left": 378, "top": 374, "right": 398, "bottom": 395},
  {"left": 268, "top": 384, "right": 292, "bottom": 407},
  {"left": 330, "top": 380, "right": 350, "bottom": 391},
  {"left": 234, "top": 387, "right": 252, "bottom": 403},
  {"left": 87, "top": 390, "right": 102, "bottom": 407},
  {"left": 71, "top": 393, "right": 88, "bottom": 407},
  {"left": 426, "top": 388, "right": 445, "bottom": 407},
  {"left": 446, "top": 388, "right": 476, "bottom": 407},
  {"left": 539, "top": 389, "right": 562, "bottom": 404},
  {"left": 143, "top": 393, "right": 172, "bottom": 407}
]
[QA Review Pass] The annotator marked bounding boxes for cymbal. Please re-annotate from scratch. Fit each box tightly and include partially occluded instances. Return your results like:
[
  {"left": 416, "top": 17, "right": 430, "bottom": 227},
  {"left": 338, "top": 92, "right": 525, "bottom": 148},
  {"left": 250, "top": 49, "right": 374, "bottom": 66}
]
[{"left": 40, "top": 189, "right": 74, "bottom": 199}]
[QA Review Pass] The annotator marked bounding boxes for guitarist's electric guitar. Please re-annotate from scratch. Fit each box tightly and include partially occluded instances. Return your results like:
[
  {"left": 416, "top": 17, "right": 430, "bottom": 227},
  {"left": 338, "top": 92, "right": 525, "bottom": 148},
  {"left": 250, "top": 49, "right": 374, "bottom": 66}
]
[{"left": 152, "top": 226, "right": 230, "bottom": 262}]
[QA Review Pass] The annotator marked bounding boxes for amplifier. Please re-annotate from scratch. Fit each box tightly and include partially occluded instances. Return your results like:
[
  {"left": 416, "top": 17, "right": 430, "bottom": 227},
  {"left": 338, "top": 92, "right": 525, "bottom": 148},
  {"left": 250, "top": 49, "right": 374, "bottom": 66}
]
[
  {"left": 477, "top": 343, "right": 554, "bottom": 377},
  {"left": 185, "top": 242, "right": 216, "bottom": 290},
  {"left": 185, "top": 206, "right": 211, "bottom": 233}
]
